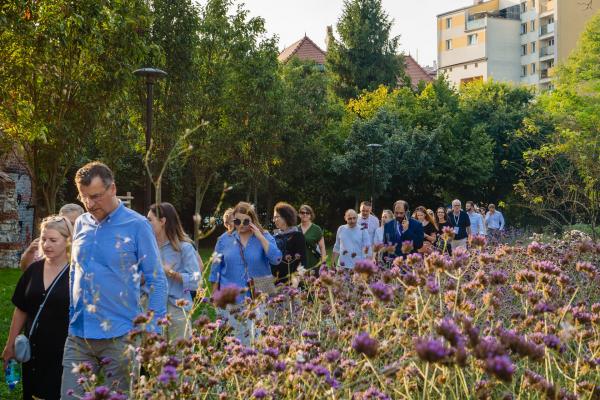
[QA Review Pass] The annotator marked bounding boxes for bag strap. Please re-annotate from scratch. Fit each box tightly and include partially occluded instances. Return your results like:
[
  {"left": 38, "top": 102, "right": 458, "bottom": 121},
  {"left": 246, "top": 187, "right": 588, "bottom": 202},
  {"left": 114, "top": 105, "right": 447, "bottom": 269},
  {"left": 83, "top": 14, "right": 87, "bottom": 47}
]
[
  {"left": 234, "top": 237, "right": 250, "bottom": 283},
  {"left": 28, "top": 263, "right": 69, "bottom": 337}
]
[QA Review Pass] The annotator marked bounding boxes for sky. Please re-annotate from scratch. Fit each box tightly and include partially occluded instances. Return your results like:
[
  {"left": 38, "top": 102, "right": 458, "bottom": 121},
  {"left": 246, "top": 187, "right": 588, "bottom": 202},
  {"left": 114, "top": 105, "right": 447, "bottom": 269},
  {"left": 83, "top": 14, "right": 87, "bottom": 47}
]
[{"left": 242, "top": 0, "right": 474, "bottom": 67}]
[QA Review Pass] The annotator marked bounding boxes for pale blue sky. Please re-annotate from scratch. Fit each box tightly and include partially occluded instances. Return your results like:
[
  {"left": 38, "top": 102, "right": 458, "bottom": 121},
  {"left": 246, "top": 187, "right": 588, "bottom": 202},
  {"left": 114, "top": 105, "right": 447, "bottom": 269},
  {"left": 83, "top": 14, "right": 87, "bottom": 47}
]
[{"left": 242, "top": 0, "right": 473, "bottom": 67}]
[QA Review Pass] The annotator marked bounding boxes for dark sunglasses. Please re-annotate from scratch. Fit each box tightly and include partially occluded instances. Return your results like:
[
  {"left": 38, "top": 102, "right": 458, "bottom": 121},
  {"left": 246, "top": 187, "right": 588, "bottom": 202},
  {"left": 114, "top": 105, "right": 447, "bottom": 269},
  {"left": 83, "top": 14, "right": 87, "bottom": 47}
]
[
  {"left": 233, "top": 218, "right": 251, "bottom": 226},
  {"left": 299, "top": 211, "right": 311, "bottom": 215}
]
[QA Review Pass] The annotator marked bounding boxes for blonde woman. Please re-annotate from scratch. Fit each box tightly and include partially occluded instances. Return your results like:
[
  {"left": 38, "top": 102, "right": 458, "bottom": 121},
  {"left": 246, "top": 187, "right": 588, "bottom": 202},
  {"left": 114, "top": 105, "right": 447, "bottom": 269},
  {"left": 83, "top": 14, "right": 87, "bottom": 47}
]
[{"left": 3, "top": 216, "right": 72, "bottom": 400}]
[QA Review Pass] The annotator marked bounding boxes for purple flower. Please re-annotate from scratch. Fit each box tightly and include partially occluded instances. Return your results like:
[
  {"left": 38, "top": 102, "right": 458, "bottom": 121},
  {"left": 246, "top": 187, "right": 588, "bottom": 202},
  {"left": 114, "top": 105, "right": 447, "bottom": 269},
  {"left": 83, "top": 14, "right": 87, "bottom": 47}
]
[
  {"left": 158, "top": 365, "right": 178, "bottom": 385},
  {"left": 414, "top": 338, "right": 450, "bottom": 363},
  {"left": 354, "top": 259, "right": 378, "bottom": 276},
  {"left": 252, "top": 388, "right": 267, "bottom": 398},
  {"left": 325, "top": 349, "right": 341, "bottom": 363},
  {"left": 436, "top": 318, "right": 461, "bottom": 346},
  {"left": 543, "top": 335, "right": 561, "bottom": 351},
  {"left": 426, "top": 276, "right": 440, "bottom": 294},
  {"left": 370, "top": 281, "right": 393, "bottom": 302},
  {"left": 352, "top": 332, "right": 379, "bottom": 358},
  {"left": 109, "top": 394, "right": 127, "bottom": 400},
  {"left": 484, "top": 355, "right": 516, "bottom": 382},
  {"left": 274, "top": 361, "right": 286, "bottom": 372},
  {"left": 212, "top": 285, "right": 241, "bottom": 309},
  {"left": 263, "top": 347, "right": 279, "bottom": 358}
]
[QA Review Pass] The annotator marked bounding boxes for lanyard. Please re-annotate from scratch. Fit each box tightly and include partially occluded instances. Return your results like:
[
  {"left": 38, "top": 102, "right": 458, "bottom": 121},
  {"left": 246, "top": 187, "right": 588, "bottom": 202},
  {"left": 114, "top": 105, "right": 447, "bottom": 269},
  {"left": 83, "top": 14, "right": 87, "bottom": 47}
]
[{"left": 453, "top": 213, "right": 460, "bottom": 226}]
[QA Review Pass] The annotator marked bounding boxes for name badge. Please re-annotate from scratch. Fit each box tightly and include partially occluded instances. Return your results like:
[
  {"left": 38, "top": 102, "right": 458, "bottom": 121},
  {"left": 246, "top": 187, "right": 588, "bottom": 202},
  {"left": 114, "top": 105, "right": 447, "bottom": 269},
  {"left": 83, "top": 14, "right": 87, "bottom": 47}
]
[{"left": 453, "top": 227, "right": 460, "bottom": 235}]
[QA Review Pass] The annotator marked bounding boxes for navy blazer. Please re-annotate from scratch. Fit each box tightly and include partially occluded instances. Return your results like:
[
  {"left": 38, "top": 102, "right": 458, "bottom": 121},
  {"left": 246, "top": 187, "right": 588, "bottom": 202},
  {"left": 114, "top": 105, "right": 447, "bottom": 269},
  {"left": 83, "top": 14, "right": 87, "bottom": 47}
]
[{"left": 383, "top": 218, "right": 424, "bottom": 257}]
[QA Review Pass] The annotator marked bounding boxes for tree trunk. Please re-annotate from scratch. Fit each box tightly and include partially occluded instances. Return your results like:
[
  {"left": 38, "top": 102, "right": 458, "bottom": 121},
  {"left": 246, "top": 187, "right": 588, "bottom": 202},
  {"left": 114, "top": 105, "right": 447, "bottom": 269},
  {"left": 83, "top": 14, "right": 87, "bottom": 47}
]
[{"left": 193, "top": 171, "right": 214, "bottom": 247}]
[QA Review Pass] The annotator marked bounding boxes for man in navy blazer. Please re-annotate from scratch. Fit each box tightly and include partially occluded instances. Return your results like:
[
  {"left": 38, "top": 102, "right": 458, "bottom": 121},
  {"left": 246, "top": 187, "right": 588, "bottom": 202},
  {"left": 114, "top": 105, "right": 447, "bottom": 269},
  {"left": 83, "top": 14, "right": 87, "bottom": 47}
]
[{"left": 383, "top": 200, "right": 424, "bottom": 258}]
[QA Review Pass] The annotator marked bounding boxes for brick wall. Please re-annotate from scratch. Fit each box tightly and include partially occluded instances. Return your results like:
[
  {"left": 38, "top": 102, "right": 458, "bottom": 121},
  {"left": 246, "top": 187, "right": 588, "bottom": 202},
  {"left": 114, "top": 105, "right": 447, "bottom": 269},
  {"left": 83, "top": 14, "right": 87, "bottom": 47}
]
[
  {"left": 0, "top": 172, "right": 21, "bottom": 268},
  {"left": 1, "top": 149, "right": 35, "bottom": 268}
]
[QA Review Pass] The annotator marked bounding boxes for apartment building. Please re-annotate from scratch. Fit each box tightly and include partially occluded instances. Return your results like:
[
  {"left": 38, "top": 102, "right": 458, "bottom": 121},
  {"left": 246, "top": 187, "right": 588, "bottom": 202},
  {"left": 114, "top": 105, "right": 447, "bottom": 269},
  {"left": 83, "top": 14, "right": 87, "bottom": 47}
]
[{"left": 437, "top": 0, "right": 600, "bottom": 90}]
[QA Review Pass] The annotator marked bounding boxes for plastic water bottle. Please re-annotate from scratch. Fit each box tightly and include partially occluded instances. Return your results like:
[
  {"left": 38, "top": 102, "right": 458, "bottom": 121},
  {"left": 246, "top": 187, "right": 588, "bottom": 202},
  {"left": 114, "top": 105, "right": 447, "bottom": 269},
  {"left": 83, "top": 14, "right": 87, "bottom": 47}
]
[{"left": 4, "top": 359, "right": 20, "bottom": 390}]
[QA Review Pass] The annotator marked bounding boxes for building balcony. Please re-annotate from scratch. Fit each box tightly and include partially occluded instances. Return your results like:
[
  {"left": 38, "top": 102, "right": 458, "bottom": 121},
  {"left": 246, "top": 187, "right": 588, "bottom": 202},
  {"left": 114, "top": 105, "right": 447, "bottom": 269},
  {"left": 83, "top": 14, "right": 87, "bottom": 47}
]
[
  {"left": 466, "top": 17, "right": 486, "bottom": 30},
  {"left": 540, "top": 1, "right": 554, "bottom": 14},
  {"left": 540, "top": 46, "right": 555, "bottom": 57},
  {"left": 540, "top": 67, "right": 555, "bottom": 79},
  {"left": 540, "top": 23, "right": 555, "bottom": 36}
]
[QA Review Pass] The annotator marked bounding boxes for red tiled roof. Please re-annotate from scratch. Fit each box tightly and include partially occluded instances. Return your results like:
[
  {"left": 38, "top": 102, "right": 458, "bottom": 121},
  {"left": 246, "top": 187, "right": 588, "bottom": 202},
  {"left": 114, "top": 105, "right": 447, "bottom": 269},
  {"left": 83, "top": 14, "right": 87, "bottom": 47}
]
[
  {"left": 278, "top": 35, "right": 327, "bottom": 64},
  {"left": 403, "top": 55, "right": 434, "bottom": 88}
]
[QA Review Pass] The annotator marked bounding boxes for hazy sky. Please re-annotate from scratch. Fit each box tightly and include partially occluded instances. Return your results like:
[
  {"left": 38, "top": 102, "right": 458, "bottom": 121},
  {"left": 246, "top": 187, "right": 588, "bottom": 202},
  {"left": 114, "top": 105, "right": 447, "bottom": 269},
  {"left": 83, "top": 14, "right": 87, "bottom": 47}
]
[{"left": 242, "top": 0, "right": 473, "bottom": 67}]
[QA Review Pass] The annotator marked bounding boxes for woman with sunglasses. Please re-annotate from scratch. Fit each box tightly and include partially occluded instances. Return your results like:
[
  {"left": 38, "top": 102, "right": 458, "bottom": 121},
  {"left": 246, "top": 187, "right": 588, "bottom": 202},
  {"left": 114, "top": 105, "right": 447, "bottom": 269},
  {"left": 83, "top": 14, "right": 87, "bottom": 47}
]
[
  {"left": 209, "top": 202, "right": 281, "bottom": 343},
  {"left": 3, "top": 216, "right": 72, "bottom": 400},
  {"left": 271, "top": 202, "right": 307, "bottom": 284},
  {"left": 298, "top": 204, "right": 327, "bottom": 273},
  {"left": 147, "top": 203, "right": 200, "bottom": 340}
]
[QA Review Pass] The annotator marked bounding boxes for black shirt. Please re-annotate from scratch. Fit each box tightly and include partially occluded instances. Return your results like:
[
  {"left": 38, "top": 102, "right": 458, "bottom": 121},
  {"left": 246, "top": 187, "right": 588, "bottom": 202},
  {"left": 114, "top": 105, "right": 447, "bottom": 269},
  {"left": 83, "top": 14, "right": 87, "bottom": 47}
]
[
  {"left": 271, "top": 229, "right": 307, "bottom": 283},
  {"left": 12, "top": 259, "right": 70, "bottom": 400},
  {"left": 447, "top": 210, "right": 471, "bottom": 240},
  {"left": 423, "top": 222, "right": 438, "bottom": 242}
]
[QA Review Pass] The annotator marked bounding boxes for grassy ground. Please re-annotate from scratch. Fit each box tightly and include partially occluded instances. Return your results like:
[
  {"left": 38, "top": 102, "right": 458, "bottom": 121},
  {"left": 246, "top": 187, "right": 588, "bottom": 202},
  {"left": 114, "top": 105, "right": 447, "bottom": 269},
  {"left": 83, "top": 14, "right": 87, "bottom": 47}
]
[{"left": 0, "top": 268, "right": 23, "bottom": 399}]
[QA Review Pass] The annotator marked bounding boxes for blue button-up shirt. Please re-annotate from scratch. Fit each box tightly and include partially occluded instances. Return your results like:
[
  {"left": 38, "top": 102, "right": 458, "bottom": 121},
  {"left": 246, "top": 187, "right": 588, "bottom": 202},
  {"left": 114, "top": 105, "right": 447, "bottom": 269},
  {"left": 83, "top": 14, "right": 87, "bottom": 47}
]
[
  {"left": 70, "top": 202, "right": 167, "bottom": 339},
  {"left": 485, "top": 211, "right": 505, "bottom": 230},
  {"left": 160, "top": 240, "right": 200, "bottom": 310},
  {"left": 467, "top": 211, "right": 486, "bottom": 235},
  {"left": 209, "top": 231, "right": 281, "bottom": 302}
]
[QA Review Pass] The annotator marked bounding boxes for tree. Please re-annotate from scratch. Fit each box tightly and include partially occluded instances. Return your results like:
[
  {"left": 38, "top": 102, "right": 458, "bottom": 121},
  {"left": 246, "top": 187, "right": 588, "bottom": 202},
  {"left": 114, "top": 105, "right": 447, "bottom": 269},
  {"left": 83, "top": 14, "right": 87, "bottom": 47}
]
[
  {"left": 326, "top": 0, "right": 404, "bottom": 100},
  {"left": 0, "top": 0, "right": 151, "bottom": 216},
  {"left": 517, "top": 12, "right": 600, "bottom": 237},
  {"left": 458, "top": 81, "right": 534, "bottom": 201},
  {"left": 186, "top": 0, "right": 282, "bottom": 240}
]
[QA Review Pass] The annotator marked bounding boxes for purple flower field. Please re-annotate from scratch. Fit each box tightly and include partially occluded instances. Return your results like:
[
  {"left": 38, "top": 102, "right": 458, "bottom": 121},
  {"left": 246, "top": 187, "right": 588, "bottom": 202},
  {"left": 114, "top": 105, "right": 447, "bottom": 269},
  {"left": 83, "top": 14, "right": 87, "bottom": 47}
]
[{"left": 75, "top": 234, "right": 600, "bottom": 399}]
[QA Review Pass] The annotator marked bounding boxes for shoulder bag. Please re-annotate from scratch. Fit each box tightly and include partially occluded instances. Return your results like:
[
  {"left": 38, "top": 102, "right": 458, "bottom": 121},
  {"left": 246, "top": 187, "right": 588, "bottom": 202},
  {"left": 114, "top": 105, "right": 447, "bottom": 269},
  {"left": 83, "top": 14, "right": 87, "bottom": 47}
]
[{"left": 14, "top": 263, "right": 69, "bottom": 363}]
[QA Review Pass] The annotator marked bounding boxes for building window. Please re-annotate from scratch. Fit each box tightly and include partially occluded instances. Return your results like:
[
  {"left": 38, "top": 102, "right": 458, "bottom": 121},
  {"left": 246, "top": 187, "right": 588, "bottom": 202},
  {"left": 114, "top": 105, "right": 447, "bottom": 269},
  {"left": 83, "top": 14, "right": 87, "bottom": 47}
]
[
  {"left": 467, "top": 34, "right": 478, "bottom": 45},
  {"left": 521, "top": 44, "right": 527, "bottom": 55},
  {"left": 446, "top": 39, "right": 452, "bottom": 50},
  {"left": 464, "top": 64, "right": 468, "bottom": 70},
  {"left": 520, "top": 2, "right": 527, "bottom": 12},
  {"left": 530, "top": 20, "right": 535, "bottom": 32},
  {"left": 521, "top": 23, "right": 527, "bottom": 34},
  {"left": 521, "top": 65, "right": 527, "bottom": 77},
  {"left": 446, "top": 17, "right": 452, "bottom": 28},
  {"left": 449, "top": 67, "right": 453, "bottom": 72},
  {"left": 475, "top": 63, "right": 478, "bottom": 67},
  {"left": 531, "top": 41, "right": 536, "bottom": 53},
  {"left": 531, "top": 63, "right": 536, "bottom": 75}
]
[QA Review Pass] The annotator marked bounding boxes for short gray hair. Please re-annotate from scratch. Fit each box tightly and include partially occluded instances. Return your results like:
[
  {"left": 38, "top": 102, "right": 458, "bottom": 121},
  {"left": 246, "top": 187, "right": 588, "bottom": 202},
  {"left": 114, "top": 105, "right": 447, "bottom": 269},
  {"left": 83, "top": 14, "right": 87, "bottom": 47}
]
[
  {"left": 452, "top": 199, "right": 461, "bottom": 206},
  {"left": 59, "top": 203, "right": 84, "bottom": 216}
]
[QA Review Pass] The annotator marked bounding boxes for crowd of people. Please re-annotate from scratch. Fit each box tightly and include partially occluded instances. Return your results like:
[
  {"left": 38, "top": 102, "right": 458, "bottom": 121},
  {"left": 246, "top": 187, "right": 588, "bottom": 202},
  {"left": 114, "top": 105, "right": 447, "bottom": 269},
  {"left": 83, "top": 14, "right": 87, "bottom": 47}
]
[{"left": 2, "top": 160, "right": 506, "bottom": 399}]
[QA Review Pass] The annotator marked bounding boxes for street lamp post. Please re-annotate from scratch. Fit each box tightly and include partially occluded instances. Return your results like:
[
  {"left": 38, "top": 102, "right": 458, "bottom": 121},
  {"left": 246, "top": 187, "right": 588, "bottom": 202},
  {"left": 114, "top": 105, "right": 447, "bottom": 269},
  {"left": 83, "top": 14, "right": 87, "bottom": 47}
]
[
  {"left": 366, "top": 143, "right": 382, "bottom": 206},
  {"left": 133, "top": 67, "right": 167, "bottom": 211}
]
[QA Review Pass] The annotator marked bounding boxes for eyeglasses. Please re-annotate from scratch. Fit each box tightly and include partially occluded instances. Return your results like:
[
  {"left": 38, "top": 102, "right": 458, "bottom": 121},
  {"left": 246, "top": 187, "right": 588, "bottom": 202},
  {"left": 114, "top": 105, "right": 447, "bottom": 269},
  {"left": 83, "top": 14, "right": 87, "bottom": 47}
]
[
  {"left": 233, "top": 218, "right": 251, "bottom": 226},
  {"left": 299, "top": 211, "right": 311, "bottom": 215},
  {"left": 77, "top": 185, "right": 110, "bottom": 204}
]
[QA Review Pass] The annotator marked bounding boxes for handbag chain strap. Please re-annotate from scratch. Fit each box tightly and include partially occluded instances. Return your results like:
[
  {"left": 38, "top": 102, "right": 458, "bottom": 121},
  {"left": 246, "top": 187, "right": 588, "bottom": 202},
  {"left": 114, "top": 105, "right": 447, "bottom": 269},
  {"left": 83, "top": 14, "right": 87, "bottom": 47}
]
[{"left": 28, "top": 263, "right": 69, "bottom": 337}]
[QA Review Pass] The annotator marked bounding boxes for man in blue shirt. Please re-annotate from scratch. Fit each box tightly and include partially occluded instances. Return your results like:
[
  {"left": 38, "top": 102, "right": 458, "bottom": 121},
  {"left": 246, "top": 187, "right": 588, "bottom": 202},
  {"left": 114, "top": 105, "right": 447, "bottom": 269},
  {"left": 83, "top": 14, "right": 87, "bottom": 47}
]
[
  {"left": 485, "top": 203, "right": 505, "bottom": 244},
  {"left": 383, "top": 200, "right": 424, "bottom": 258},
  {"left": 61, "top": 162, "right": 167, "bottom": 399},
  {"left": 466, "top": 201, "right": 486, "bottom": 237}
]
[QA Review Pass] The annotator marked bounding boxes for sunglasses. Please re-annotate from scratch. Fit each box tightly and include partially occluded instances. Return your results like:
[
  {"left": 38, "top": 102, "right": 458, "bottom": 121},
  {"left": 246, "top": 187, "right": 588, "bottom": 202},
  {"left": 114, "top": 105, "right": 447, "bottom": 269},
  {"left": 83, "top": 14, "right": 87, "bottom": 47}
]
[
  {"left": 299, "top": 211, "right": 311, "bottom": 215},
  {"left": 233, "top": 218, "right": 251, "bottom": 226}
]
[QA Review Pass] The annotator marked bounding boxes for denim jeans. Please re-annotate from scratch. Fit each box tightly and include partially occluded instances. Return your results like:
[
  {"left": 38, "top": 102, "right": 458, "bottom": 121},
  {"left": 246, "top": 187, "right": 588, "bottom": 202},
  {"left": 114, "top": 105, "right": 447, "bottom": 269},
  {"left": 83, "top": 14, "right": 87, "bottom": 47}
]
[{"left": 60, "top": 335, "right": 137, "bottom": 399}]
